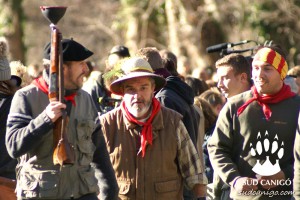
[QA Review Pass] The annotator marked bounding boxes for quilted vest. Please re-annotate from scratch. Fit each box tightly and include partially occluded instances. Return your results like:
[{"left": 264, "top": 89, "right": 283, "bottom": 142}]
[{"left": 101, "top": 106, "right": 185, "bottom": 200}]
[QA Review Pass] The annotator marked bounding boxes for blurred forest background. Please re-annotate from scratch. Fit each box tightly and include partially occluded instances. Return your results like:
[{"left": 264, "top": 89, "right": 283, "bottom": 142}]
[{"left": 1, "top": 0, "right": 300, "bottom": 75}]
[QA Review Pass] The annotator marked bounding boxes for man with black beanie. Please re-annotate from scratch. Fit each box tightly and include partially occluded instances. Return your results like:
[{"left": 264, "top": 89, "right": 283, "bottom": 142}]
[{"left": 6, "top": 38, "right": 118, "bottom": 200}]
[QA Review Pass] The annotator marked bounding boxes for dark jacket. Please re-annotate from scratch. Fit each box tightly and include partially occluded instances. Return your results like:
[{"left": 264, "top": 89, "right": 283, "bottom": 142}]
[
  {"left": 155, "top": 76, "right": 200, "bottom": 147},
  {"left": 82, "top": 72, "right": 117, "bottom": 115},
  {"left": 155, "top": 76, "right": 203, "bottom": 200},
  {"left": 208, "top": 91, "right": 300, "bottom": 200},
  {"left": 0, "top": 93, "right": 17, "bottom": 179},
  {"left": 202, "top": 123, "right": 216, "bottom": 184}
]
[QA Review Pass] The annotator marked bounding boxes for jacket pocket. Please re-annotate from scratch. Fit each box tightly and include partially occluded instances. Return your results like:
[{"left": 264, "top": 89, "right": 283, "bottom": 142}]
[
  {"left": 78, "top": 167, "right": 99, "bottom": 195},
  {"left": 18, "top": 170, "right": 59, "bottom": 198},
  {"left": 154, "top": 178, "right": 181, "bottom": 199},
  {"left": 155, "top": 179, "right": 180, "bottom": 193},
  {"left": 76, "top": 119, "right": 96, "bottom": 165}
]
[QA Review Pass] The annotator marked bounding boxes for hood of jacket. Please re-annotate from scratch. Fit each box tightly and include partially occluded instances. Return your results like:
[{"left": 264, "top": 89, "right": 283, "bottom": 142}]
[{"left": 163, "top": 76, "right": 194, "bottom": 105}]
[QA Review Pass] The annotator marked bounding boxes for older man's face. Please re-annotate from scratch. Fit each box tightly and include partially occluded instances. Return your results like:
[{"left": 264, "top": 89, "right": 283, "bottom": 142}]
[{"left": 122, "top": 77, "right": 155, "bottom": 120}]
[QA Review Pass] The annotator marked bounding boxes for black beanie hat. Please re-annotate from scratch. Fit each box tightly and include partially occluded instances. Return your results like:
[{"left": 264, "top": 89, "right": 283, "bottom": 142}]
[
  {"left": 109, "top": 45, "right": 130, "bottom": 57},
  {"left": 43, "top": 38, "right": 93, "bottom": 61}
]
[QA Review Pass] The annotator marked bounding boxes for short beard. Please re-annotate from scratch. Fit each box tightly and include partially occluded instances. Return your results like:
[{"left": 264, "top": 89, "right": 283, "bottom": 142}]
[
  {"left": 128, "top": 95, "right": 153, "bottom": 119},
  {"left": 132, "top": 106, "right": 150, "bottom": 119}
]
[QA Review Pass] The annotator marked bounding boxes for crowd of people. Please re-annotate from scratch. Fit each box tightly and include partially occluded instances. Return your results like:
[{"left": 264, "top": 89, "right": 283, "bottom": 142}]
[{"left": 0, "top": 32, "right": 299, "bottom": 200}]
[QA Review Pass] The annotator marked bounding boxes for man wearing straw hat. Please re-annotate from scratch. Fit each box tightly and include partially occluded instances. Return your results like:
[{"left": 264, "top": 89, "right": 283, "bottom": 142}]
[{"left": 100, "top": 57, "right": 207, "bottom": 200}]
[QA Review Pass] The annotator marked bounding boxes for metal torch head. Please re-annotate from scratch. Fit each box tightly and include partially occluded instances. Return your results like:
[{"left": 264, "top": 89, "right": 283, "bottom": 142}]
[{"left": 40, "top": 6, "right": 67, "bottom": 25}]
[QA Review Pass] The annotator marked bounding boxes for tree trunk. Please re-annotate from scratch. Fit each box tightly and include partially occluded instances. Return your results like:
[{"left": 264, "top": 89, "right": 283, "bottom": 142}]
[
  {"left": 2, "top": 0, "right": 25, "bottom": 63},
  {"left": 165, "top": 0, "right": 181, "bottom": 58}
]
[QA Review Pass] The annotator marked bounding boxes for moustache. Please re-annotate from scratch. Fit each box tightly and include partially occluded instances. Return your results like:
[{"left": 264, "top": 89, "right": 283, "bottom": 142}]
[{"left": 131, "top": 100, "right": 144, "bottom": 105}]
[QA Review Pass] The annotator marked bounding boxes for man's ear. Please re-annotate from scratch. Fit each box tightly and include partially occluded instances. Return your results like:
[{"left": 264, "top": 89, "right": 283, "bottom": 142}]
[
  {"left": 215, "top": 104, "right": 224, "bottom": 115},
  {"left": 240, "top": 72, "right": 248, "bottom": 83},
  {"left": 152, "top": 83, "right": 156, "bottom": 90},
  {"left": 62, "top": 64, "right": 67, "bottom": 72},
  {"left": 150, "top": 78, "right": 156, "bottom": 90}
]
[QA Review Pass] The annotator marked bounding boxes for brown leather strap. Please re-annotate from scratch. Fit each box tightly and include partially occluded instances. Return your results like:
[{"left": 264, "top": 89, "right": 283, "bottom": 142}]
[{"left": 0, "top": 176, "right": 16, "bottom": 189}]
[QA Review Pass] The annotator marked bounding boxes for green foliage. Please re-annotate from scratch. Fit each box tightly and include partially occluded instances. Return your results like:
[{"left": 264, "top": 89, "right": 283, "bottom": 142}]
[
  {"left": 116, "top": 0, "right": 168, "bottom": 46},
  {"left": 103, "top": 64, "right": 124, "bottom": 81},
  {"left": 0, "top": 2, "right": 14, "bottom": 35},
  {"left": 120, "top": 0, "right": 148, "bottom": 8},
  {"left": 103, "top": 58, "right": 130, "bottom": 82},
  {"left": 0, "top": 0, "right": 24, "bottom": 36},
  {"left": 228, "top": 0, "right": 300, "bottom": 65}
]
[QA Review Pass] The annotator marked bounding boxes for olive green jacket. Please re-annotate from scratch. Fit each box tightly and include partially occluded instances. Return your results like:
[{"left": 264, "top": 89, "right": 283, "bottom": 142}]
[
  {"left": 6, "top": 84, "right": 118, "bottom": 199},
  {"left": 208, "top": 91, "right": 300, "bottom": 200}
]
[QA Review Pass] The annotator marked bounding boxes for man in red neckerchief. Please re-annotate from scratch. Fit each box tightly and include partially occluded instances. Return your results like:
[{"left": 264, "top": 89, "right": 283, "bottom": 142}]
[
  {"left": 99, "top": 57, "right": 207, "bottom": 200},
  {"left": 6, "top": 39, "right": 118, "bottom": 200},
  {"left": 208, "top": 44, "right": 300, "bottom": 200}
]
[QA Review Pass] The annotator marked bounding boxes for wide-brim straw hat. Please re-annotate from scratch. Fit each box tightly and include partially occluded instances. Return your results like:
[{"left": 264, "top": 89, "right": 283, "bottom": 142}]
[{"left": 110, "top": 57, "right": 166, "bottom": 95}]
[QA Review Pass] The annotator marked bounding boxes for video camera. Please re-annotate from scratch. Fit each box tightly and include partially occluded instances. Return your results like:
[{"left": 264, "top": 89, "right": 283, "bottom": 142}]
[{"left": 206, "top": 40, "right": 273, "bottom": 57}]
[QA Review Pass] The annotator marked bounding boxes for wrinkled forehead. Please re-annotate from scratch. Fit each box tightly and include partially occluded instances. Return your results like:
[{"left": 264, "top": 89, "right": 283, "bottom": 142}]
[{"left": 123, "top": 76, "right": 154, "bottom": 86}]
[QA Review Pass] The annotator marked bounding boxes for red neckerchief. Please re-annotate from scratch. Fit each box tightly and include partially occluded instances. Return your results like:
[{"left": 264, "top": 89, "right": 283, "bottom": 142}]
[
  {"left": 237, "top": 84, "right": 296, "bottom": 120},
  {"left": 121, "top": 97, "right": 161, "bottom": 157},
  {"left": 32, "top": 77, "right": 77, "bottom": 106}
]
